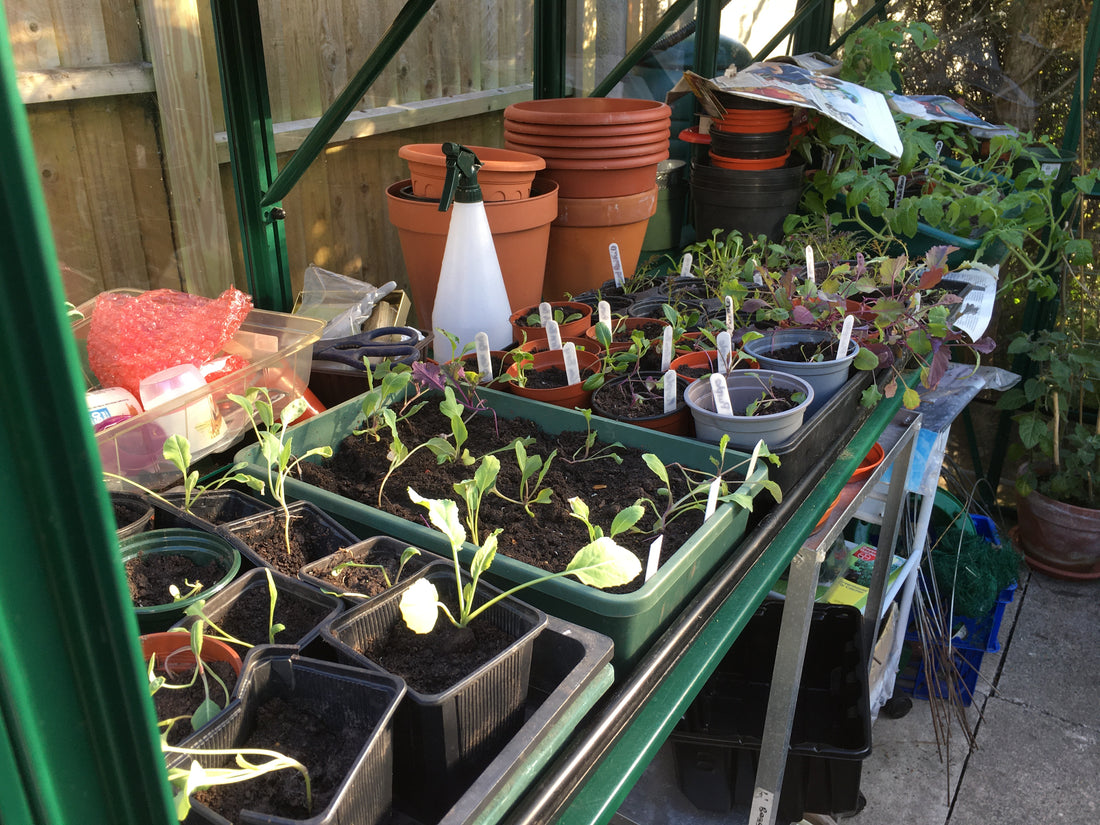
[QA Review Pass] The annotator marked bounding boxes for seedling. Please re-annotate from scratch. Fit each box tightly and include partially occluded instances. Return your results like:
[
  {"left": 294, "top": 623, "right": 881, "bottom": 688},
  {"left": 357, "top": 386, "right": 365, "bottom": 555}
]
[
  {"left": 147, "top": 622, "right": 232, "bottom": 735},
  {"left": 524, "top": 306, "right": 583, "bottom": 327},
  {"left": 743, "top": 388, "right": 807, "bottom": 417},
  {"left": 399, "top": 488, "right": 641, "bottom": 633},
  {"left": 326, "top": 546, "right": 422, "bottom": 595},
  {"left": 563, "top": 409, "right": 624, "bottom": 466},
  {"left": 183, "top": 569, "right": 286, "bottom": 648},
  {"left": 423, "top": 387, "right": 476, "bottom": 466},
  {"left": 567, "top": 496, "right": 644, "bottom": 544},
  {"left": 453, "top": 454, "right": 501, "bottom": 543},
  {"left": 353, "top": 361, "right": 421, "bottom": 442},
  {"left": 492, "top": 440, "right": 557, "bottom": 517},
  {"left": 230, "top": 388, "right": 333, "bottom": 555}
]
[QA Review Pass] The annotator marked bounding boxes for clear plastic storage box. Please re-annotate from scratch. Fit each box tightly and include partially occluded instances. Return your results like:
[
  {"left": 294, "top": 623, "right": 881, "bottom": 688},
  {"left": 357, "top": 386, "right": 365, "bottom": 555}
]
[{"left": 73, "top": 289, "right": 324, "bottom": 489}]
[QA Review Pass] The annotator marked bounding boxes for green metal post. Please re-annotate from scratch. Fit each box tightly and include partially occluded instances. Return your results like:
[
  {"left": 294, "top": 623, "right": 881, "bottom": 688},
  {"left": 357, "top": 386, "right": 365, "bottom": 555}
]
[
  {"left": 590, "top": 0, "right": 694, "bottom": 99},
  {"left": 260, "top": 0, "right": 438, "bottom": 208},
  {"left": 0, "top": 6, "right": 174, "bottom": 822},
  {"left": 792, "top": 0, "right": 832, "bottom": 55},
  {"left": 753, "top": 0, "right": 827, "bottom": 62},
  {"left": 210, "top": 0, "right": 292, "bottom": 312},
  {"left": 1060, "top": 0, "right": 1100, "bottom": 158},
  {"left": 535, "top": 0, "right": 567, "bottom": 98},
  {"left": 693, "top": 0, "right": 722, "bottom": 79}
]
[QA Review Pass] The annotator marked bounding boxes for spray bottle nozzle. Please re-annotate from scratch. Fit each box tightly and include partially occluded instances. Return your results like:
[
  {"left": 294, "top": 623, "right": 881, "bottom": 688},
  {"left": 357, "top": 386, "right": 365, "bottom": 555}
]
[{"left": 439, "top": 143, "right": 484, "bottom": 211}]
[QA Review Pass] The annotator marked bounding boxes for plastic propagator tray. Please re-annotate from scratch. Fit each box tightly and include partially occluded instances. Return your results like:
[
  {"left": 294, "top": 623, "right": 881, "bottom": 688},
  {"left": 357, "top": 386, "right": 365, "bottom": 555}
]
[{"left": 73, "top": 288, "right": 324, "bottom": 489}]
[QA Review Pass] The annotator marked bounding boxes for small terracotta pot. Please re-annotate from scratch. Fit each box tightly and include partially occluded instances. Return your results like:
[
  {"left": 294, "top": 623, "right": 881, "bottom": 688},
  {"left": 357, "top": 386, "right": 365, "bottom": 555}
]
[
  {"left": 591, "top": 372, "right": 694, "bottom": 436},
  {"left": 714, "top": 109, "right": 793, "bottom": 134},
  {"left": 509, "top": 301, "right": 593, "bottom": 342},
  {"left": 398, "top": 143, "right": 545, "bottom": 202},
  {"left": 669, "top": 349, "right": 719, "bottom": 382},
  {"left": 505, "top": 348, "right": 602, "bottom": 409},
  {"left": 516, "top": 336, "right": 595, "bottom": 354},
  {"left": 543, "top": 186, "right": 659, "bottom": 300},
  {"left": 140, "top": 632, "right": 243, "bottom": 677},
  {"left": 386, "top": 178, "right": 557, "bottom": 326}
]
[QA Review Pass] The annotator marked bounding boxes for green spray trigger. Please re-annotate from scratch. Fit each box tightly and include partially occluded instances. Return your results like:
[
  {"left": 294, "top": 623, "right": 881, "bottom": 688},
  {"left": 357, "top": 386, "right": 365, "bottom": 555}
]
[{"left": 439, "top": 142, "right": 484, "bottom": 211}]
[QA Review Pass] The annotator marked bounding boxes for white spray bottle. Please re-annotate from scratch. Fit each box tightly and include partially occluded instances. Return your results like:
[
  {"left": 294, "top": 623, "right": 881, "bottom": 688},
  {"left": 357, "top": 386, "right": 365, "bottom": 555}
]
[{"left": 431, "top": 143, "right": 513, "bottom": 362}]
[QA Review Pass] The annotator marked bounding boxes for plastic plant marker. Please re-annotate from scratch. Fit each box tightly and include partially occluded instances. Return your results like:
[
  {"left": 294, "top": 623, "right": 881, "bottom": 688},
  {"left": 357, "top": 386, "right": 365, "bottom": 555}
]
[
  {"left": 547, "top": 319, "right": 563, "bottom": 351},
  {"left": 709, "top": 373, "right": 734, "bottom": 417},
  {"left": 598, "top": 300, "right": 612, "bottom": 329},
  {"left": 663, "top": 369, "right": 678, "bottom": 414},
  {"left": 894, "top": 175, "right": 906, "bottom": 208},
  {"left": 609, "top": 242, "right": 625, "bottom": 287},
  {"left": 705, "top": 478, "right": 721, "bottom": 520},
  {"left": 562, "top": 342, "right": 581, "bottom": 386},
  {"left": 805, "top": 246, "right": 815, "bottom": 285},
  {"left": 679, "top": 253, "right": 691, "bottom": 279},
  {"left": 645, "top": 535, "right": 663, "bottom": 582},
  {"left": 836, "top": 315, "right": 855, "bottom": 362},
  {"left": 475, "top": 332, "right": 493, "bottom": 382},
  {"left": 538, "top": 301, "right": 553, "bottom": 327},
  {"left": 725, "top": 296, "right": 735, "bottom": 331},
  {"left": 935, "top": 139, "right": 944, "bottom": 156},
  {"left": 661, "top": 327, "right": 673, "bottom": 372},
  {"left": 717, "top": 330, "right": 733, "bottom": 374}
]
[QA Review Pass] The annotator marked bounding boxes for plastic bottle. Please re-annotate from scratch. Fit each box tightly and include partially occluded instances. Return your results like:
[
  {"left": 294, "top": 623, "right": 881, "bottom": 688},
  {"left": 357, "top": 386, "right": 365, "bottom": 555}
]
[{"left": 431, "top": 143, "right": 513, "bottom": 362}]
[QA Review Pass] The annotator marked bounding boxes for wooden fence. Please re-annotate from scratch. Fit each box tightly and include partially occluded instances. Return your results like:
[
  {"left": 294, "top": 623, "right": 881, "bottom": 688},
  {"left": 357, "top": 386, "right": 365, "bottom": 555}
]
[{"left": 7, "top": 0, "right": 671, "bottom": 316}]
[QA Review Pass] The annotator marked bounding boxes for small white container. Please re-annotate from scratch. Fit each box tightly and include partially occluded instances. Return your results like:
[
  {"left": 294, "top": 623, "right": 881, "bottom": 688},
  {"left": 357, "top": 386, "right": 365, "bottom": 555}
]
[
  {"left": 139, "top": 364, "right": 223, "bottom": 450},
  {"left": 85, "top": 387, "right": 142, "bottom": 428}
]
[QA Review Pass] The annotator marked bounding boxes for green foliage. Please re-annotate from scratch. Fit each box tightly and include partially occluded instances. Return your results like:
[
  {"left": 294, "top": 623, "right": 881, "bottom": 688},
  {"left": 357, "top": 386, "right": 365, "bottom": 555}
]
[{"left": 997, "top": 330, "right": 1100, "bottom": 506}]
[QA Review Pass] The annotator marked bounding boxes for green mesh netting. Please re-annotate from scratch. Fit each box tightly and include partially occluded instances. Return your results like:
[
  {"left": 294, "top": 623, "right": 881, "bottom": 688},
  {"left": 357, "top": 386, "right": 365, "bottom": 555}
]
[{"left": 928, "top": 523, "right": 1020, "bottom": 619}]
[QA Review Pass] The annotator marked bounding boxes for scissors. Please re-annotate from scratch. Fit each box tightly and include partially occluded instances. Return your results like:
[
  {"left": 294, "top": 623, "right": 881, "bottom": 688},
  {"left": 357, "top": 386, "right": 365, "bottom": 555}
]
[{"left": 312, "top": 326, "right": 422, "bottom": 370}]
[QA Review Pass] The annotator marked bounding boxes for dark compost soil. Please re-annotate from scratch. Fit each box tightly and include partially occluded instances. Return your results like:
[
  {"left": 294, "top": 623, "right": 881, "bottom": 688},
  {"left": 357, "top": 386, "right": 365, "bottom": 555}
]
[
  {"left": 154, "top": 659, "right": 238, "bottom": 744},
  {"left": 297, "top": 400, "right": 731, "bottom": 594},
  {"left": 125, "top": 553, "right": 229, "bottom": 607}
]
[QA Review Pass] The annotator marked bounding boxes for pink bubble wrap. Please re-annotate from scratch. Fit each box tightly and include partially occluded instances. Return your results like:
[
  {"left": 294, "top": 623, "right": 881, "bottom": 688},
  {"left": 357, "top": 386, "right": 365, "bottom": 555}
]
[{"left": 87, "top": 287, "right": 254, "bottom": 398}]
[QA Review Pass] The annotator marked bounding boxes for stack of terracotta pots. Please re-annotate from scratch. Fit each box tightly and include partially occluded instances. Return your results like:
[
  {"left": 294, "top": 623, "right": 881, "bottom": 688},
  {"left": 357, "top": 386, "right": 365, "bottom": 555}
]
[
  {"left": 503, "top": 98, "right": 672, "bottom": 300},
  {"left": 386, "top": 143, "right": 558, "bottom": 328}
]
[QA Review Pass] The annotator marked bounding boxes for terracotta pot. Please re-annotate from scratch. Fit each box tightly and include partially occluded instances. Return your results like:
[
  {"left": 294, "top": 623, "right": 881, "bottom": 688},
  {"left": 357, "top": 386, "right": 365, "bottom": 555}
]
[
  {"left": 452, "top": 350, "right": 510, "bottom": 385},
  {"left": 1016, "top": 490, "right": 1100, "bottom": 580},
  {"left": 507, "top": 146, "right": 667, "bottom": 198},
  {"left": 543, "top": 186, "right": 659, "bottom": 300},
  {"left": 503, "top": 134, "right": 670, "bottom": 160},
  {"left": 139, "top": 632, "right": 243, "bottom": 678},
  {"left": 397, "top": 143, "right": 545, "bottom": 202},
  {"left": 509, "top": 301, "right": 593, "bottom": 342},
  {"left": 516, "top": 336, "right": 596, "bottom": 354},
  {"left": 504, "top": 124, "right": 671, "bottom": 147},
  {"left": 386, "top": 178, "right": 557, "bottom": 327},
  {"left": 504, "top": 97, "right": 671, "bottom": 127},
  {"left": 505, "top": 348, "right": 602, "bottom": 409},
  {"left": 669, "top": 349, "right": 719, "bottom": 382},
  {"left": 591, "top": 372, "right": 694, "bottom": 436},
  {"left": 583, "top": 315, "right": 669, "bottom": 353}
]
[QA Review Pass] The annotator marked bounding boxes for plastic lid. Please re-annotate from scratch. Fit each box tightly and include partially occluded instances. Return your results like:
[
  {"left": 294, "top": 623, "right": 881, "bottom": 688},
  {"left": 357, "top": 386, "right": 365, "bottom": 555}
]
[{"left": 138, "top": 363, "right": 205, "bottom": 409}]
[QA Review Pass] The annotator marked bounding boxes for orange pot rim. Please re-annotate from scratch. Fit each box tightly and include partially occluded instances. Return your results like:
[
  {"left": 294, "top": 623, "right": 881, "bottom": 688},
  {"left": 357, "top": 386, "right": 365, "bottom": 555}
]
[
  {"left": 504, "top": 124, "right": 670, "bottom": 143},
  {"left": 505, "top": 347, "right": 601, "bottom": 379},
  {"left": 386, "top": 178, "right": 559, "bottom": 235},
  {"left": 505, "top": 98, "right": 672, "bottom": 126},
  {"left": 552, "top": 185, "right": 659, "bottom": 226},
  {"left": 398, "top": 143, "right": 546, "bottom": 171},
  {"left": 510, "top": 146, "right": 669, "bottom": 170},
  {"left": 509, "top": 301, "right": 593, "bottom": 339},
  {"left": 503, "top": 136, "right": 671, "bottom": 159},
  {"left": 708, "top": 152, "right": 790, "bottom": 170},
  {"left": 140, "top": 632, "right": 243, "bottom": 677}
]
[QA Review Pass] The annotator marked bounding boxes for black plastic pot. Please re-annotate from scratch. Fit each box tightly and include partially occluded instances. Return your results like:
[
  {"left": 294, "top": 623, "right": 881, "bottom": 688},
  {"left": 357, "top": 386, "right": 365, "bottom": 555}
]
[
  {"left": 321, "top": 562, "right": 548, "bottom": 822},
  {"left": 170, "top": 650, "right": 404, "bottom": 825},
  {"left": 226, "top": 500, "right": 360, "bottom": 576},
  {"left": 671, "top": 602, "right": 871, "bottom": 820},
  {"left": 163, "top": 488, "right": 270, "bottom": 527},
  {"left": 171, "top": 566, "right": 344, "bottom": 650},
  {"left": 111, "top": 491, "right": 154, "bottom": 539},
  {"left": 299, "top": 535, "right": 440, "bottom": 607},
  {"left": 691, "top": 161, "right": 805, "bottom": 243},
  {"left": 709, "top": 126, "right": 792, "bottom": 160}
]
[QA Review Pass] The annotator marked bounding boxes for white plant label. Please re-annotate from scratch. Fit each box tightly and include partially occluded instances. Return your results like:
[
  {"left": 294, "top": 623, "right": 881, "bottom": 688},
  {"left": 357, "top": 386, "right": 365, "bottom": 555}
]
[
  {"left": 710, "top": 372, "right": 734, "bottom": 417},
  {"left": 805, "top": 245, "right": 815, "bottom": 284},
  {"left": 717, "top": 330, "right": 733, "bottom": 374},
  {"left": 894, "top": 174, "right": 907, "bottom": 208},
  {"left": 934, "top": 139, "right": 944, "bottom": 157},
  {"left": 562, "top": 342, "right": 580, "bottom": 386},
  {"left": 663, "top": 368, "right": 678, "bottom": 414},
  {"left": 598, "top": 300, "right": 612, "bottom": 329},
  {"left": 546, "top": 319, "right": 563, "bottom": 351},
  {"left": 661, "top": 326, "right": 673, "bottom": 372},
  {"left": 680, "top": 252, "right": 693, "bottom": 279},
  {"left": 645, "top": 535, "right": 663, "bottom": 582},
  {"left": 609, "top": 242, "right": 625, "bottom": 286},
  {"left": 750, "top": 789, "right": 775, "bottom": 825},
  {"left": 836, "top": 315, "right": 855, "bottom": 361},
  {"left": 725, "top": 295, "right": 735, "bottom": 330},
  {"left": 705, "top": 478, "right": 721, "bottom": 520},
  {"left": 474, "top": 332, "right": 493, "bottom": 382},
  {"left": 752, "top": 259, "right": 763, "bottom": 286},
  {"left": 538, "top": 301, "right": 553, "bottom": 327}
]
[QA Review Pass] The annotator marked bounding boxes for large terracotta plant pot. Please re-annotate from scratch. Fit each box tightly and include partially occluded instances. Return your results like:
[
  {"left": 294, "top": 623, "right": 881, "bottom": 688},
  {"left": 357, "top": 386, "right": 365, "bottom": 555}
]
[
  {"left": 1016, "top": 490, "right": 1100, "bottom": 580},
  {"left": 543, "top": 187, "right": 658, "bottom": 300},
  {"left": 386, "top": 178, "right": 557, "bottom": 327},
  {"left": 398, "top": 143, "right": 545, "bottom": 202}
]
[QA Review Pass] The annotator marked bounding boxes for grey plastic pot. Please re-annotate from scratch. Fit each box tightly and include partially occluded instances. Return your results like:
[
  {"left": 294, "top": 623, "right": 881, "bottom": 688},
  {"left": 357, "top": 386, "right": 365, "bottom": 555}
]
[
  {"left": 684, "top": 369, "right": 814, "bottom": 450},
  {"left": 742, "top": 328, "right": 859, "bottom": 415}
]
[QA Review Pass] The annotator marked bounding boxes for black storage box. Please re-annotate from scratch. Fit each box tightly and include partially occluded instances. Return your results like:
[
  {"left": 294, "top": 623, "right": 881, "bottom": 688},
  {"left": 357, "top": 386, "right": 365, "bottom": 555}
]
[{"left": 671, "top": 602, "right": 871, "bottom": 821}]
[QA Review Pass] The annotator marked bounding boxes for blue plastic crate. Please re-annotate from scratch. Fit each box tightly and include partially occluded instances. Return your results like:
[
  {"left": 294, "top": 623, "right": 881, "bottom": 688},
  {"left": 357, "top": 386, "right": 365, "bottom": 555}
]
[{"left": 907, "top": 644, "right": 986, "bottom": 707}]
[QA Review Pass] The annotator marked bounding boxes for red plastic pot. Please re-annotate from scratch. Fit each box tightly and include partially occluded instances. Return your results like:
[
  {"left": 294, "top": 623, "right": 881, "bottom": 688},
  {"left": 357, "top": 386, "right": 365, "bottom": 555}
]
[
  {"left": 140, "top": 632, "right": 243, "bottom": 677},
  {"left": 583, "top": 316, "right": 670, "bottom": 354},
  {"left": 503, "top": 134, "right": 670, "bottom": 160},
  {"left": 709, "top": 150, "right": 791, "bottom": 170}
]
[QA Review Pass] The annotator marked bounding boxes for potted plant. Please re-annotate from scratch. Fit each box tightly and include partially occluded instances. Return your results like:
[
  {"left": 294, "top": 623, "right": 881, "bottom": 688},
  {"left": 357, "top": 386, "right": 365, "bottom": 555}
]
[
  {"left": 684, "top": 369, "right": 815, "bottom": 449},
  {"left": 997, "top": 329, "right": 1100, "bottom": 578},
  {"left": 509, "top": 300, "right": 593, "bottom": 342},
  {"left": 300, "top": 536, "right": 431, "bottom": 603},
  {"left": 741, "top": 327, "right": 863, "bottom": 415},
  {"left": 591, "top": 369, "right": 693, "bottom": 436},
  {"left": 321, "top": 489, "right": 639, "bottom": 821},
  {"left": 500, "top": 346, "right": 602, "bottom": 408}
]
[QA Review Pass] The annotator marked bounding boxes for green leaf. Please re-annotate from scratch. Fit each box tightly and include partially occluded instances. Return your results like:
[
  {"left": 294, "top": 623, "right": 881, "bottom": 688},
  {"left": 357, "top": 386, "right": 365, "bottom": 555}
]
[
  {"left": 902, "top": 387, "right": 921, "bottom": 409},
  {"left": 565, "top": 537, "right": 642, "bottom": 588},
  {"left": 641, "top": 453, "right": 669, "bottom": 485},
  {"left": 567, "top": 495, "right": 590, "bottom": 522},
  {"left": 1017, "top": 414, "right": 1049, "bottom": 449},
  {"left": 162, "top": 434, "right": 192, "bottom": 474},
  {"left": 469, "top": 530, "right": 499, "bottom": 583},
  {"left": 853, "top": 347, "right": 879, "bottom": 370},
  {"left": 407, "top": 489, "right": 466, "bottom": 551},
  {"left": 191, "top": 698, "right": 222, "bottom": 731},
  {"left": 609, "top": 504, "right": 645, "bottom": 537}
]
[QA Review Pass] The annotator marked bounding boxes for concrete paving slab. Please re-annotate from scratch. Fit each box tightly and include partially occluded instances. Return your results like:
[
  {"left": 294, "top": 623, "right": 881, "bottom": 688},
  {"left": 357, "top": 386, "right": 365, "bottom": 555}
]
[
  {"left": 993, "top": 573, "right": 1100, "bottom": 725},
  {"left": 948, "top": 693, "right": 1100, "bottom": 824}
]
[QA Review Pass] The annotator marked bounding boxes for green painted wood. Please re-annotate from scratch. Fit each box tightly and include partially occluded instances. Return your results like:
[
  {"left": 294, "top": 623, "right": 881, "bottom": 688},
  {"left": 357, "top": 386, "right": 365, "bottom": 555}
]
[
  {"left": 535, "top": 0, "right": 567, "bottom": 98},
  {"left": 0, "top": 2, "right": 174, "bottom": 820}
]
